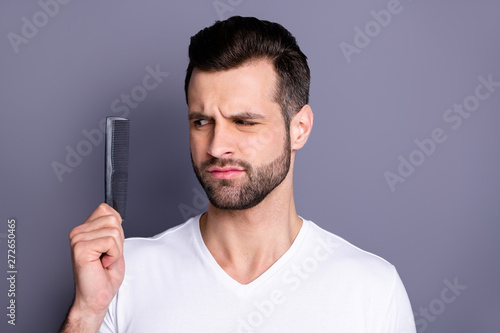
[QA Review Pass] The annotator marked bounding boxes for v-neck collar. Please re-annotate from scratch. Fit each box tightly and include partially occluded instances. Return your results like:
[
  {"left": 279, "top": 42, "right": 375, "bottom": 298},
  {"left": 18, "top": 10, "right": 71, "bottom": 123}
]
[{"left": 191, "top": 214, "right": 310, "bottom": 297}]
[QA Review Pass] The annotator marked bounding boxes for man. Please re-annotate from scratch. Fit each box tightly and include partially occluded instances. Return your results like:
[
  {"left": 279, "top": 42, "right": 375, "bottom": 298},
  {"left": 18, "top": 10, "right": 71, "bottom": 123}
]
[{"left": 62, "top": 16, "right": 416, "bottom": 332}]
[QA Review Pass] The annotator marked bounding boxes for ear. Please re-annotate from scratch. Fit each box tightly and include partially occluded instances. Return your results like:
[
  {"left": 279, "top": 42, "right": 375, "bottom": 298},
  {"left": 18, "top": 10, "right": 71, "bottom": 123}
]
[{"left": 290, "top": 104, "right": 313, "bottom": 151}]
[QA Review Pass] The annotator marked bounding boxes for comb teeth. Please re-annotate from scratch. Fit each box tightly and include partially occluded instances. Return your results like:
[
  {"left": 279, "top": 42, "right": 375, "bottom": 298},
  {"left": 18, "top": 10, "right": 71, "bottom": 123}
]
[{"left": 105, "top": 117, "right": 130, "bottom": 221}]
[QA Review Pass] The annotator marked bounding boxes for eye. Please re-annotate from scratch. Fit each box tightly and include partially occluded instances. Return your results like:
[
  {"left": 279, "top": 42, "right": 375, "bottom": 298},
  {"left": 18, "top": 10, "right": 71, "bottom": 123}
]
[
  {"left": 235, "top": 119, "right": 257, "bottom": 126},
  {"left": 194, "top": 119, "right": 211, "bottom": 127}
]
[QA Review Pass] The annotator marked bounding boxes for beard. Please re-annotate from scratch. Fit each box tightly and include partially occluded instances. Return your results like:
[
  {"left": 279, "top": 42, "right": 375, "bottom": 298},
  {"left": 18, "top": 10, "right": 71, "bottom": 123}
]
[{"left": 191, "top": 136, "right": 291, "bottom": 210}]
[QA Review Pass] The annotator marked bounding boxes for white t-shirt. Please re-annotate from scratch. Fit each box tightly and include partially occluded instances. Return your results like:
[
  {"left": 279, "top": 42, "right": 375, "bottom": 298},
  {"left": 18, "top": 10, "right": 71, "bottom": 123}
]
[{"left": 100, "top": 215, "right": 416, "bottom": 332}]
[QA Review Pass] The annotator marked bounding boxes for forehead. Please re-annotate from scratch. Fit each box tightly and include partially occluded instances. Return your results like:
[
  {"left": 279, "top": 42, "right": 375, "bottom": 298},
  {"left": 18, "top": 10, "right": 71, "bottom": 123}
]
[{"left": 187, "top": 59, "right": 278, "bottom": 109}]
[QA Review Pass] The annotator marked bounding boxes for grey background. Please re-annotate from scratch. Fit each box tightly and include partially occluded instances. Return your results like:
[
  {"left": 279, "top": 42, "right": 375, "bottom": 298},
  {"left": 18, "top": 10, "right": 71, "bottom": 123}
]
[{"left": 1, "top": 0, "right": 499, "bottom": 332}]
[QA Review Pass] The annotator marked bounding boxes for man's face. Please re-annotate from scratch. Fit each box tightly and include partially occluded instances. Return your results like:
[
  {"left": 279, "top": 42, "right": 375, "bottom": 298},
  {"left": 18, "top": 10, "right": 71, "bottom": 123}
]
[{"left": 187, "top": 59, "right": 291, "bottom": 210}]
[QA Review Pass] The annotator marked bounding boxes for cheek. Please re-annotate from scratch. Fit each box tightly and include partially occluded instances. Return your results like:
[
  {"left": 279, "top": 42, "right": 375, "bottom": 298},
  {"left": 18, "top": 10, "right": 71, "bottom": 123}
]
[
  {"left": 239, "top": 129, "right": 281, "bottom": 160},
  {"left": 190, "top": 133, "right": 207, "bottom": 159}
]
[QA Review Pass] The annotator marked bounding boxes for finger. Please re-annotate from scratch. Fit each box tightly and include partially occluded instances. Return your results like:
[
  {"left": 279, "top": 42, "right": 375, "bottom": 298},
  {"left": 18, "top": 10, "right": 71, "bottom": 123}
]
[
  {"left": 70, "top": 227, "right": 124, "bottom": 252},
  {"left": 72, "top": 236, "right": 123, "bottom": 268},
  {"left": 86, "top": 203, "right": 122, "bottom": 225},
  {"left": 70, "top": 213, "right": 123, "bottom": 240},
  {"left": 71, "top": 216, "right": 124, "bottom": 239},
  {"left": 101, "top": 253, "right": 124, "bottom": 269}
]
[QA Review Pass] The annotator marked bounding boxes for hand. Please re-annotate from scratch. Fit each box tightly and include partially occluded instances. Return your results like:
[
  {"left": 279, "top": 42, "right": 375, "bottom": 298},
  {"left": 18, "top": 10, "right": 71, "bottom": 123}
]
[{"left": 62, "top": 203, "right": 125, "bottom": 332}]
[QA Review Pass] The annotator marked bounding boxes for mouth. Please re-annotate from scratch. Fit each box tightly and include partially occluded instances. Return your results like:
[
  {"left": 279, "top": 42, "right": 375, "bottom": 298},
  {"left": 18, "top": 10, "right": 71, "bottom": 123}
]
[{"left": 207, "top": 166, "right": 245, "bottom": 179}]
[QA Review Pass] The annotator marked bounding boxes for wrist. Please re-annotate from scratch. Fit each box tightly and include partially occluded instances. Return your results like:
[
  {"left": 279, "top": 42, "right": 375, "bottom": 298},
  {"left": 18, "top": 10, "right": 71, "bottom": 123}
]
[{"left": 62, "top": 303, "right": 106, "bottom": 333}]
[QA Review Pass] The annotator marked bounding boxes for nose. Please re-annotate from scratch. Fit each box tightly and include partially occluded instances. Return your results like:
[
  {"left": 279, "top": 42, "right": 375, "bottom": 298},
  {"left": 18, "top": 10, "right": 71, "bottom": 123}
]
[{"left": 207, "top": 123, "right": 235, "bottom": 158}]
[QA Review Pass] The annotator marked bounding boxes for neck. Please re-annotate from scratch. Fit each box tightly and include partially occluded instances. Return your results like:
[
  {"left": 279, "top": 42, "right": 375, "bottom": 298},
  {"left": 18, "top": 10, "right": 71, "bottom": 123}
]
[{"left": 199, "top": 175, "right": 302, "bottom": 284}]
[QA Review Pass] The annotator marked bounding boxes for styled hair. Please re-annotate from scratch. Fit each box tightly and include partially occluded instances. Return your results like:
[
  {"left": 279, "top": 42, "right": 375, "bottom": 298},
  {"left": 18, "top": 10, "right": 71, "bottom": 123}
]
[{"left": 184, "top": 16, "right": 310, "bottom": 126}]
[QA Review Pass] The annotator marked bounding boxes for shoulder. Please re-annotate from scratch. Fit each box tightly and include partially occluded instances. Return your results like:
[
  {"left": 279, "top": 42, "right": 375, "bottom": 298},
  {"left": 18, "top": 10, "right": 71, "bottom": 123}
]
[
  {"left": 303, "top": 219, "right": 398, "bottom": 282},
  {"left": 299, "top": 220, "right": 415, "bottom": 332},
  {"left": 122, "top": 216, "right": 198, "bottom": 263}
]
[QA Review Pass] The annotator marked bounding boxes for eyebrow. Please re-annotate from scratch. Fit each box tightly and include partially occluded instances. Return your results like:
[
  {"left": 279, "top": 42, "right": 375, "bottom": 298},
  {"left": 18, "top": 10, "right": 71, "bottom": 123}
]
[
  {"left": 188, "top": 111, "right": 265, "bottom": 121},
  {"left": 188, "top": 112, "right": 211, "bottom": 121},
  {"left": 230, "top": 111, "right": 265, "bottom": 120}
]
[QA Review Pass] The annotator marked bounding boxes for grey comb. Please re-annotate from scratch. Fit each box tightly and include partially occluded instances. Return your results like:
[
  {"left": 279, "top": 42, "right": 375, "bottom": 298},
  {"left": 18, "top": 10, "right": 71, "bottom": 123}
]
[{"left": 105, "top": 116, "right": 130, "bottom": 221}]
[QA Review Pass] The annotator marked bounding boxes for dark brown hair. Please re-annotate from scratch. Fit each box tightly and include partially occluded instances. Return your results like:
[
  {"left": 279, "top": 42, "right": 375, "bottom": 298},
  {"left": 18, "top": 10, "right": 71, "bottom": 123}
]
[{"left": 184, "top": 16, "right": 310, "bottom": 126}]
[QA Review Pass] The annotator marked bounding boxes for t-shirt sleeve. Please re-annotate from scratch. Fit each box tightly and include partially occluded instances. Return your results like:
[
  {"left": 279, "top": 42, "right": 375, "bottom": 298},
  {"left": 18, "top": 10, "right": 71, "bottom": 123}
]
[{"left": 381, "top": 268, "right": 416, "bottom": 333}]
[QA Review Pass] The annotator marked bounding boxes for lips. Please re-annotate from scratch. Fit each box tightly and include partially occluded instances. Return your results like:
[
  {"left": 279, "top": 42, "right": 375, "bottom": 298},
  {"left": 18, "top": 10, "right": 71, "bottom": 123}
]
[{"left": 208, "top": 166, "right": 245, "bottom": 179}]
